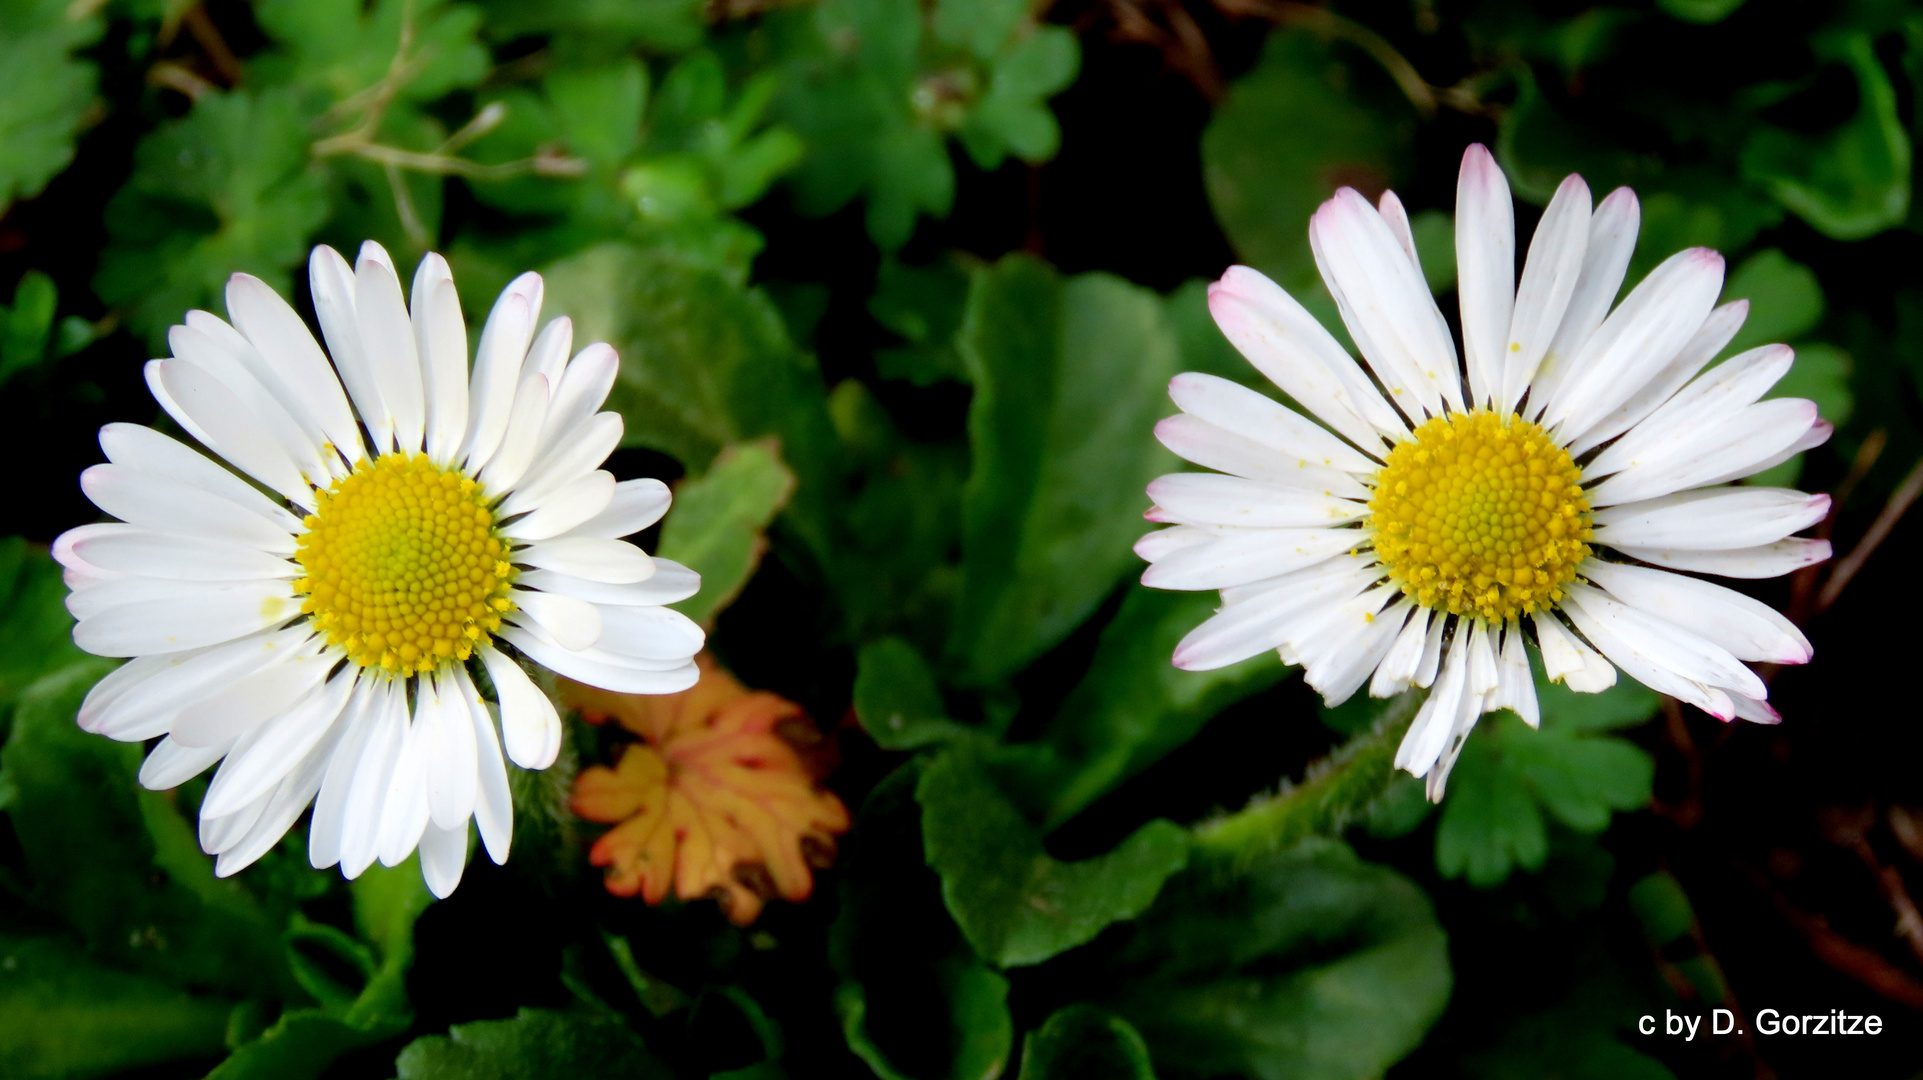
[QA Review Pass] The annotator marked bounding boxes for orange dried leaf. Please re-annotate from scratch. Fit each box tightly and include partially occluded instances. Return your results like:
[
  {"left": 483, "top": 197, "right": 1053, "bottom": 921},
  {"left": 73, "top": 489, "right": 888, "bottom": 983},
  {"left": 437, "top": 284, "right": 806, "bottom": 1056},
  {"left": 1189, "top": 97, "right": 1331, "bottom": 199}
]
[{"left": 568, "top": 654, "right": 851, "bottom": 925}]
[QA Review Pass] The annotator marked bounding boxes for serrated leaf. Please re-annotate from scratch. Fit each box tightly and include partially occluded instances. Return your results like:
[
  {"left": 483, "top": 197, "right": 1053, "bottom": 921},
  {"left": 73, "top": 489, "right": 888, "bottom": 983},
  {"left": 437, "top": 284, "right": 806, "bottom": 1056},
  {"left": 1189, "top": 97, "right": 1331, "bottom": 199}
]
[
  {"left": 0, "top": 538, "right": 86, "bottom": 712},
  {"left": 93, "top": 88, "right": 329, "bottom": 350},
  {"left": 1740, "top": 33, "right": 1911, "bottom": 241},
  {"left": 1099, "top": 838, "right": 1450, "bottom": 1080},
  {"left": 395, "top": 1008, "right": 671, "bottom": 1078},
  {"left": 252, "top": 0, "right": 485, "bottom": 105},
  {"left": 1, "top": 663, "right": 296, "bottom": 998},
  {"left": 0, "top": 0, "right": 102, "bottom": 211},
  {"left": 473, "top": 0, "right": 704, "bottom": 53},
  {"left": 1203, "top": 30, "right": 1413, "bottom": 290},
  {"left": 0, "top": 932, "right": 231, "bottom": 1079},
  {"left": 918, "top": 746, "right": 1189, "bottom": 967},
  {"left": 1017, "top": 1004, "right": 1157, "bottom": 1080},
  {"left": 870, "top": 256, "right": 972, "bottom": 386},
  {"left": 656, "top": 441, "right": 797, "bottom": 627},
  {"left": 1721, "top": 248, "right": 1824, "bottom": 356},
  {"left": 947, "top": 255, "right": 1181, "bottom": 685},
  {"left": 831, "top": 763, "right": 1013, "bottom": 1080}
]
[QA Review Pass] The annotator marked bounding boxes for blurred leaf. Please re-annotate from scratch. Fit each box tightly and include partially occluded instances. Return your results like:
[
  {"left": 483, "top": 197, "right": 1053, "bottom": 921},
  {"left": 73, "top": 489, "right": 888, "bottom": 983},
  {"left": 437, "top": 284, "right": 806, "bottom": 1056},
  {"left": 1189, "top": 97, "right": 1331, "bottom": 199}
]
[
  {"left": 1017, "top": 589, "right": 1286, "bottom": 829},
  {"left": 1464, "top": 1002, "right": 1675, "bottom": 1080},
  {"left": 253, "top": 0, "right": 485, "bottom": 104},
  {"left": 0, "top": 663, "right": 296, "bottom": 998},
  {"left": 1768, "top": 342, "right": 1852, "bottom": 425},
  {"left": 1362, "top": 773, "right": 1434, "bottom": 839},
  {"left": 1656, "top": 0, "right": 1745, "bottom": 24},
  {"left": 0, "top": 271, "right": 58, "bottom": 387},
  {"left": 0, "top": 539, "right": 85, "bottom": 713},
  {"left": 1498, "top": 67, "right": 1655, "bottom": 206},
  {"left": 831, "top": 763, "right": 1013, "bottom": 1080},
  {"left": 656, "top": 440, "right": 797, "bottom": 627},
  {"left": 1203, "top": 29, "right": 1413, "bottom": 290},
  {"left": 853, "top": 637, "right": 972, "bottom": 750},
  {"left": 1740, "top": 33, "right": 1911, "bottom": 241},
  {"left": 871, "top": 256, "right": 973, "bottom": 386},
  {"left": 824, "top": 380, "right": 969, "bottom": 641},
  {"left": 473, "top": 0, "right": 703, "bottom": 53},
  {"left": 1410, "top": 210, "right": 1457, "bottom": 293},
  {"left": 1435, "top": 669, "right": 1657, "bottom": 888},
  {"left": 1099, "top": 838, "right": 1450, "bottom": 1080},
  {"left": 395, "top": 1008, "right": 670, "bottom": 1078},
  {"left": 0, "top": 0, "right": 102, "bottom": 211},
  {"left": 0, "top": 932, "right": 231, "bottom": 1079},
  {"left": 1721, "top": 248, "right": 1825, "bottom": 355},
  {"left": 946, "top": 255, "right": 1180, "bottom": 686},
  {"left": 918, "top": 745, "right": 1189, "bottom": 967},
  {"left": 540, "top": 243, "right": 842, "bottom": 563},
  {"left": 94, "top": 87, "right": 329, "bottom": 350},
  {"left": 956, "top": 27, "right": 1080, "bottom": 169},
  {"left": 1017, "top": 1004, "right": 1157, "bottom": 1080}
]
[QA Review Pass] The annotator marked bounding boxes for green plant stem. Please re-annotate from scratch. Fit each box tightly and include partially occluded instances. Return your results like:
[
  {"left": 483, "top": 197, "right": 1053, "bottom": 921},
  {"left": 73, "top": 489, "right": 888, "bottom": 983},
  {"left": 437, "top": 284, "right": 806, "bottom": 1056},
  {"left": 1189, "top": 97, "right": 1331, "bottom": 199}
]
[{"left": 1189, "top": 690, "right": 1421, "bottom": 876}]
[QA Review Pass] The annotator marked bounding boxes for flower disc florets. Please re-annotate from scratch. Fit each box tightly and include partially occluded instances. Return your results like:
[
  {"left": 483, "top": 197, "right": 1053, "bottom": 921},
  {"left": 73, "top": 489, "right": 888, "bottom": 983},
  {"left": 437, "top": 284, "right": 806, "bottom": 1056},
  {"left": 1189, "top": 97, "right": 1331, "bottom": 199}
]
[
  {"left": 1369, "top": 410, "right": 1591, "bottom": 622},
  {"left": 294, "top": 452, "right": 516, "bottom": 675}
]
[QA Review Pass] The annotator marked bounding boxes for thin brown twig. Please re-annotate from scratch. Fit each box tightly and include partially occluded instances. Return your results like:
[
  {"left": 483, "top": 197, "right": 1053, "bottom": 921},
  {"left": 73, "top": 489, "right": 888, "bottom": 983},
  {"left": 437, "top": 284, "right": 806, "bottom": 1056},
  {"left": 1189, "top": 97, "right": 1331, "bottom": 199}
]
[
  {"left": 1650, "top": 697, "right": 1704, "bottom": 829},
  {"left": 181, "top": 4, "right": 244, "bottom": 87},
  {"left": 1822, "top": 805, "right": 1923, "bottom": 969},
  {"left": 1815, "top": 452, "right": 1923, "bottom": 614},
  {"left": 1787, "top": 429, "right": 1884, "bottom": 623},
  {"left": 1211, "top": 0, "right": 1463, "bottom": 118},
  {"left": 1735, "top": 859, "right": 1923, "bottom": 1010},
  {"left": 148, "top": 61, "right": 216, "bottom": 101}
]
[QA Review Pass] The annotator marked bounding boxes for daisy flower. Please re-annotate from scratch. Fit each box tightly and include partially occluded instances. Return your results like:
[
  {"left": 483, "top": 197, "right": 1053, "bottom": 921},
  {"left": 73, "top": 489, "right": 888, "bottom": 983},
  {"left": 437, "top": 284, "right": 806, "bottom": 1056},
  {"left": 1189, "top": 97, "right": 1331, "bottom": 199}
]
[
  {"left": 1139, "top": 146, "right": 1830, "bottom": 799},
  {"left": 54, "top": 242, "right": 706, "bottom": 896}
]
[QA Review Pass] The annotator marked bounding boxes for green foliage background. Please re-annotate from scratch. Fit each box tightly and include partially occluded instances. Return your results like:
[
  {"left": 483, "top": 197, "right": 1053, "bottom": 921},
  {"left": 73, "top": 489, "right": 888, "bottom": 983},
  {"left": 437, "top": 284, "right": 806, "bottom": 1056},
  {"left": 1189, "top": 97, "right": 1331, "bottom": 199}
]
[{"left": 2, "top": 0, "right": 1922, "bottom": 1076}]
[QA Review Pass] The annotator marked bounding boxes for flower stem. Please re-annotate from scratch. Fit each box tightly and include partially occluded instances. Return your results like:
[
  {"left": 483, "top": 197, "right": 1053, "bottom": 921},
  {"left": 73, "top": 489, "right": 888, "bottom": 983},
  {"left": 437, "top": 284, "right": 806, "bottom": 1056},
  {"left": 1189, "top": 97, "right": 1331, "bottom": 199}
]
[{"left": 1188, "top": 690, "right": 1421, "bottom": 877}]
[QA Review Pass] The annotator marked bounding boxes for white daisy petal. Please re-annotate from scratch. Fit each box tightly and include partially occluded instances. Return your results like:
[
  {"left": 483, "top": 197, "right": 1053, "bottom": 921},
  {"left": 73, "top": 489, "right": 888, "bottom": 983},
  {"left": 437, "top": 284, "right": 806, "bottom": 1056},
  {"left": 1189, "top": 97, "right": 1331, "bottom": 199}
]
[
  {"left": 1413, "top": 615, "right": 1447, "bottom": 689},
  {"left": 419, "top": 822, "right": 470, "bottom": 899},
  {"left": 1370, "top": 606, "right": 1433, "bottom": 698},
  {"left": 1562, "top": 584, "right": 1753, "bottom": 716},
  {"left": 1501, "top": 174, "right": 1591, "bottom": 412},
  {"left": 310, "top": 245, "right": 390, "bottom": 454},
  {"left": 224, "top": 273, "right": 365, "bottom": 467},
  {"left": 1587, "top": 343, "right": 1793, "bottom": 478},
  {"left": 1492, "top": 624, "right": 1539, "bottom": 727},
  {"left": 1301, "top": 593, "right": 1410, "bottom": 707},
  {"left": 499, "top": 625, "right": 699, "bottom": 697},
  {"left": 309, "top": 679, "right": 380, "bottom": 870},
  {"left": 1147, "top": 473, "right": 1365, "bottom": 528},
  {"left": 463, "top": 272, "right": 542, "bottom": 470},
  {"left": 503, "top": 470, "right": 616, "bottom": 542},
  {"left": 479, "top": 643, "right": 562, "bottom": 770},
  {"left": 200, "top": 670, "right": 355, "bottom": 819},
  {"left": 532, "top": 344, "right": 620, "bottom": 458},
  {"left": 1167, "top": 372, "right": 1377, "bottom": 473},
  {"left": 500, "top": 411, "right": 624, "bottom": 515},
  {"left": 411, "top": 253, "right": 470, "bottom": 464},
  {"left": 74, "top": 581, "right": 299, "bottom": 657},
  {"left": 1594, "top": 487, "right": 1829, "bottom": 550},
  {"left": 516, "top": 536, "right": 655, "bottom": 584},
  {"left": 355, "top": 242, "right": 427, "bottom": 455},
  {"left": 99, "top": 423, "right": 304, "bottom": 533},
  {"left": 1613, "top": 537, "right": 1830, "bottom": 579},
  {"left": 1698, "top": 420, "right": 1832, "bottom": 489},
  {"left": 1376, "top": 189, "right": 1420, "bottom": 270},
  {"left": 1580, "top": 560, "right": 1811, "bottom": 664},
  {"left": 1397, "top": 635, "right": 1469, "bottom": 777},
  {"left": 68, "top": 526, "right": 296, "bottom": 582},
  {"left": 1565, "top": 300, "right": 1748, "bottom": 458},
  {"left": 457, "top": 666, "right": 513, "bottom": 865},
  {"left": 476, "top": 373, "right": 552, "bottom": 496},
  {"left": 524, "top": 316, "right": 574, "bottom": 390},
  {"left": 508, "top": 588, "right": 603, "bottom": 651},
  {"left": 1529, "top": 186, "right": 1640, "bottom": 413},
  {"left": 423, "top": 670, "right": 479, "bottom": 831},
  {"left": 339, "top": 680, "right": 407, "bottom": 878},
  {"left": 81, "top": 464, "right": 296, "bottom": 555},
  {"left": 376, "top": 715, "right": 431, "bottom": 869},
  {"left": 1729, "top": 694, "right": 1781, "bottom": 725},
  {"left": 1206, "top": 266, "right": 1405, "bottom": 449},
  {"left": 592, "top": 602, "right": 708, "bottom": 662},
  {"left": 139, "top": 735, "right": 235, "bottom": 790},
  {"left": 558, "top": 478, "right": 672, "bottom": 540},
  {"left": 1134, "top": 525, "right": 1212, "bottom": 563},
  {"left": 1139, "top": 529, "right": 1361, "bottom": 591},
  {"left": 170, "top": 638, "right": 332, "bottom": 747},
  {"left": 177, "top": 315, "right": 339, "bottom": 480},
  {"left": 215, "top": 731, "right": 339, "bottom": 877},
  {"left": 150, "top": 359, "right": 312, "bottom": 506},
  {"left": 517, "top": 562, "right": 700, "bottom": 607},
  {"left": 1153, "top": 415, "right": 1372, "bottom": 497},
  {"left": 1587, "top": 398, "right": 1821, "bottom": 507},
  {"left": 1455, "top": 145, "right": 1517, "bottom": 409},
  {"left": 79, "top": 627, "right": 310, "bottom": 738}
]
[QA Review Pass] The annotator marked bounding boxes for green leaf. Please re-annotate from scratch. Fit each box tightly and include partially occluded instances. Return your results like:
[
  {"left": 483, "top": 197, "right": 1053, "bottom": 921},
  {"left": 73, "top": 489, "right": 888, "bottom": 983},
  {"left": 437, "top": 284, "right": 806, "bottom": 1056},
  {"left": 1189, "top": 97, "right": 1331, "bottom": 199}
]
[
  {"left": 94, "top": 87, "right": 329, "bottom": 350},
  {"left": 1022, "top": 588, "right": 1286, "bottom": 829},
  {"left": 947, "top": 255, "right": 1181, "bottom": 685},
  {"left": 1017, "top": 1005, "right": 1157, "bottom": 1080},
  {"left": 1765, "top": 342, "right": 1852, "bottom": 426},
  {"left": 1655, "top": 0, "right": 1745, "bottom": 24},
  {"left": 1099, "top": 838, "right": 1451, "bottom": 1080},
  {"left": 0, "top": 0, "right": 101, "bottom": 210},
  {"left": 0, "top": 271, "right": 58, "bottom": 387},
  {"left": 539, "top": 243, "right": 842, "bottom": 563},
  {"left": 1740, "top": 33, "right": 1911, "bottom": 241},
  {"left": 1721, "top": 248, "right": 1825, "bottom": 356},
  {"left": 918, "top": 745, "right": 1190, "bottom": 967},
  {"left": 0, "top": 932, "right": 231, "bottom": 1079},
  {"left": 253, "top": 0, "right": 485, "bottom": 105},
  {"left": 1202, "top": 29, "right": 1413, "bottom": 290},
  {"left": 871, "top": 256, "right": 973, "bottom": 387},
  {"left": 1465, "top": 1002, "right": 1675, "bottom": 1080},
  {"left": 473, "top": 0, "right": 704, "bottom": 54},
  {"left": 395, "top": 1008, "right": 671, "bottom": 1078},
  {"left": 0, "top": 538, "right": 86, "bottom": 713},
  {"left": 831, "top": 763, "right": 1014, "bottom": 1080},
  {"left": 853, "top": 637, "right": 972, "bottom": 750},
  {"left": 0, "top": 663, "right": 296, "bottom": 998},
  {"left": 655, "top": 440, "right": 798, "bottom": 627},
  {"left": 1435, "top": 669, "right": 1658, "bottom": 887}
]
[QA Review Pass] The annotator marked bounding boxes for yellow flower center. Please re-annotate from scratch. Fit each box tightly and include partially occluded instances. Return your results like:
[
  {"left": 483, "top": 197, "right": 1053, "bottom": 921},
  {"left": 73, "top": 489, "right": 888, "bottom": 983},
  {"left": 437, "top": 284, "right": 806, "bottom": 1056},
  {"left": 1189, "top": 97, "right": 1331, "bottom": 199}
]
[
  {"left": 294, "top": 452, "right": 516, "bottom": 675},
  {"left": 1368, "top": 410, "right": 1591, "bottom": 622}
]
